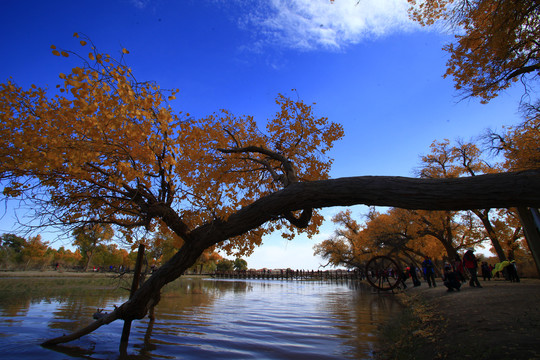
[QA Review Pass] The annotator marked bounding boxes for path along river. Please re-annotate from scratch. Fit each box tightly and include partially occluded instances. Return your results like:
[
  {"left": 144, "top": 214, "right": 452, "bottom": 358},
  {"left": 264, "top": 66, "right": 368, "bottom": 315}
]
[{"left": 0, "top": 275, "right": 402, "bottom": 359}]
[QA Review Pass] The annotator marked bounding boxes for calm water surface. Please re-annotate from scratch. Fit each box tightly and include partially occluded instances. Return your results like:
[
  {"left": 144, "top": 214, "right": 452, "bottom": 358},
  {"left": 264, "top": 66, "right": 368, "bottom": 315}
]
[{"left": 0, "top": 277, "right": 402, "bottom": 359}]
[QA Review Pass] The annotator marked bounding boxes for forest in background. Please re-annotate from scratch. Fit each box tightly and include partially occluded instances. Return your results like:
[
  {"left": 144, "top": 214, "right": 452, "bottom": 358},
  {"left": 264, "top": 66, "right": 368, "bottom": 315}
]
[{"left": 0, "top": 231, "right": 248, "bottom": 274}]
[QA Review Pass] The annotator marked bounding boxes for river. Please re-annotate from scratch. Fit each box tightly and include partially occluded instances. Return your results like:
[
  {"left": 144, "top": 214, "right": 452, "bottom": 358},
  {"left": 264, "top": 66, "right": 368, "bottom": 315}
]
[{"left": 0, "top": 276, "right": 402, "bottom": 359}]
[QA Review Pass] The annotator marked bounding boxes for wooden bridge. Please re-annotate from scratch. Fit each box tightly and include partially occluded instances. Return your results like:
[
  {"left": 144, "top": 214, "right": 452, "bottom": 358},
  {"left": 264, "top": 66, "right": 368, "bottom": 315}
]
[{"left": 212, "top": 269, "right": 365, "bottom": 281}]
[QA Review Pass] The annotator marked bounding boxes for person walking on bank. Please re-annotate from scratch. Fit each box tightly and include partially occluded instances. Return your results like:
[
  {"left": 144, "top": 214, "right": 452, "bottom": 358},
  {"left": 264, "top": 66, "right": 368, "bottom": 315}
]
[
  {"left": 409, "top": 264, "right": 421, "bottom": 287},
  {"left": 506, "top": 254, "right": 520, "bottom": 283},
  {"left": 422, "top": 256, "right": 437, "bottom": 288},
  {"left": 463, "top": 248, "right": 482, "bottom": 288},
  {"left": 481, "top": 261, "right": 492, "bottom": 281}
]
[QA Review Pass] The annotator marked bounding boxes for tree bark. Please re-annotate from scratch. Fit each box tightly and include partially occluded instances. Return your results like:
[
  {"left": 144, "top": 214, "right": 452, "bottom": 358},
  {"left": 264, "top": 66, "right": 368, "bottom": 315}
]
[
  {"left": 273, "top": 170, "right": 540, "bottom": 212},
  {"left": 517, "top": 207, "right": 540, "bottom": 276},
  {"left": 120, "top": 244, "right": 145, "bottom": 354},
  {"left": 42, "top": 169, "right": 540, "bottom": 347}
]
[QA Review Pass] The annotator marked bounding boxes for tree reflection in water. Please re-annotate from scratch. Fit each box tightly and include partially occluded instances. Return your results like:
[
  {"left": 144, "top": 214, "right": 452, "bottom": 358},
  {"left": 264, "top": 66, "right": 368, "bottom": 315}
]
[{"left": 0, "top": 276, "right": 402, "bottom": 359}]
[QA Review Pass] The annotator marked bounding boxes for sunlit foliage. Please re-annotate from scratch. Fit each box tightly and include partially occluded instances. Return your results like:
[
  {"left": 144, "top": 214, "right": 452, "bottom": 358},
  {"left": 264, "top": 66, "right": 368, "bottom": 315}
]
[
  {"left": 408, "top": 0, "right": 540, "bottom": 102},
  {"left": 418, "top": 138, "right": 527, "bottom": 261},
  {"left": 487, "top": 102, "right": 540, "bottom": 172},
  {"left": 0, "top": 34, "right": 343, "bottom": 257},
  {"left": 313, "top": 208, "right": 448, "bottom": 269}
]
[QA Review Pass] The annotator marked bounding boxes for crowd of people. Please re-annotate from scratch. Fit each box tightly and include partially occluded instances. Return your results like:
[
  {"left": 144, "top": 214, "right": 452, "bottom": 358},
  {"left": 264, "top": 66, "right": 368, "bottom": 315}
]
[{"left": 401, "top": 248, "right": 520, "bottom": 292}]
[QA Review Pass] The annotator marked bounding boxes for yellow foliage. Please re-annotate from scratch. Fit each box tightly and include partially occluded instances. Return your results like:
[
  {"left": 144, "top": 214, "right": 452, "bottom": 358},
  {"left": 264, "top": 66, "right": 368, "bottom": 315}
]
[
  {"left": 498, "top": 110, "right": 540, "bottom": 171},
  {"left": 0, "top": 39, "right": 343, "bottom": 257},
  {"left": 316, "top": 206, "right": 465, "bottom": 269},
  {"left": 408, "top": 0, "right": 540, "bottom": 102}
]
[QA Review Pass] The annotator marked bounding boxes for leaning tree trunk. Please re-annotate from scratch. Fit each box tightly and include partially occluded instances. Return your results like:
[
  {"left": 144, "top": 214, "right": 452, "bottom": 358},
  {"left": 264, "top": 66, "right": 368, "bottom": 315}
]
[
  {"left": 42, "top": 169, "right": 540, "bottom": 348},
  {"left": 120, "top": 243, "right": 145, "bottom": 354},
  {"left": 517, "top": 207, "right": 540, "bottom": 276}
]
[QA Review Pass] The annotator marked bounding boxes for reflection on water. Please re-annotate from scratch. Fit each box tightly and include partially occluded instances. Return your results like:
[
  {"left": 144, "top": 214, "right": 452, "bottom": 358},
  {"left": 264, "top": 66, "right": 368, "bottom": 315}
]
[{"left": 0, "top": 277, "right": 402, "bottom": 359}]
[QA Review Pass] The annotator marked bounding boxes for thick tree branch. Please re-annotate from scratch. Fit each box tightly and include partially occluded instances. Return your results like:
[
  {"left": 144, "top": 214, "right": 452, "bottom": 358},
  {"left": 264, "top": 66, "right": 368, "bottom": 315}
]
[
  {"left": 240, "top": 169, "right": 540, "bottom": 219},
  {"left": 191, "top": 169, "right": 540, "bottom": 253},
  {"left": 42, "top": 312, "right": 119, "bottom": 347},
  {"left": 505, "top": 63, "right": 540, "bottom": 81}
]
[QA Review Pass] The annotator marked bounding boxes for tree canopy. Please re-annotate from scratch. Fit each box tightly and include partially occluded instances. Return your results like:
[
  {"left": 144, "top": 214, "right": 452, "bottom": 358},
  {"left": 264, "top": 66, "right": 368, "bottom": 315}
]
[
  {"left": 408, "top": 0, "right": 540, "bottom": 102},
  {"left": 0, "top": 35, "right": 343, "bottom": 257},
  {"left": 73, "top": 223, "right": 114, "bottom": 271}
]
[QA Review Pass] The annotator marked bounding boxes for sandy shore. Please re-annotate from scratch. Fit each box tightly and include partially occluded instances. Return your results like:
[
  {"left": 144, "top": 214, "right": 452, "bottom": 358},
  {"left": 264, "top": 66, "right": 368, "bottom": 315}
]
[{"left": 376, "top": 278, "right": 540, "bottom": 359}]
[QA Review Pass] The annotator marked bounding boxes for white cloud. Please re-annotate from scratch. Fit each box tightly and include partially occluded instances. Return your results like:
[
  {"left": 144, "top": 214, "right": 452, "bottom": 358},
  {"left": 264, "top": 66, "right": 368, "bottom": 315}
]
[
  {"left": 242, "top": 0, "right": 417, "bottom": 51},
  {"left": 131, "top": 0, "right": 150, "bottom": 9}
]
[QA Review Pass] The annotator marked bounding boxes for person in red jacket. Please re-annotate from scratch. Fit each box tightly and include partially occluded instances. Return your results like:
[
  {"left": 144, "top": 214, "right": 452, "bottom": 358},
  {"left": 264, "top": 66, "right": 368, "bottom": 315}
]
[{"left": 463, "top": 248, "right": 482, "bottom": 288}]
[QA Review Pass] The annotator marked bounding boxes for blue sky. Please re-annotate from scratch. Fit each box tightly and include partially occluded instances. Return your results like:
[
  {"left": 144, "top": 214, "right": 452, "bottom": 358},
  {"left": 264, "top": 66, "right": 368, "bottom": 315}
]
[{"left": 0, "top": 0, "right": 525, "bottom": 269}]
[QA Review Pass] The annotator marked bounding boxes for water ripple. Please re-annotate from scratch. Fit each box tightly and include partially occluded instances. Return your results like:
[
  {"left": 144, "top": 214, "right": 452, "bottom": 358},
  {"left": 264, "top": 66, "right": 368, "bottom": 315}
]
[{"left": 0, "top": 278, "right": 401, "bottom": 359}]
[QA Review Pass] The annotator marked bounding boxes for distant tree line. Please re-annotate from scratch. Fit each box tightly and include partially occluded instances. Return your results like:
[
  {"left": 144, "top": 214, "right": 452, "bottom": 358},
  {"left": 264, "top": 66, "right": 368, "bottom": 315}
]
[{"left": 0, "top": 229, "right": 247, "bottom": 273}]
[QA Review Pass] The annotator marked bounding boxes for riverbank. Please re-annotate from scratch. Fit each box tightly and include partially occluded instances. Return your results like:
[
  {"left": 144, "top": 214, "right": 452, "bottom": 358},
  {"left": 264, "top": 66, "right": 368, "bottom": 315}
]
[
  {"left": 0, "top": 270, "right": 112, "bottom": 277},
  {"left": 375, "top": 278, "right": 540, "bottom": 359}
]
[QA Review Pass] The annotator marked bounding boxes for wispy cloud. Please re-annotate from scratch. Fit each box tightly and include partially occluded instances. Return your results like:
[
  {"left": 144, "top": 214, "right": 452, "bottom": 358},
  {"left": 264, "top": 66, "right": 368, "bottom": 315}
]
[
  {"left": 241, "top": 0, "right": 417, "bottom": 51},
  {"left": 130, "top": 0, "right": 150, "bottom": 9}
]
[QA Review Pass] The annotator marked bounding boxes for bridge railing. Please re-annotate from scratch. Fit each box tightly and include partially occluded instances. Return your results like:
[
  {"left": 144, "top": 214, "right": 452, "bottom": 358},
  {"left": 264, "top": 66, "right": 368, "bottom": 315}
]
[{"left": 212, "top": 269, "right": 365, "bottom": 281}]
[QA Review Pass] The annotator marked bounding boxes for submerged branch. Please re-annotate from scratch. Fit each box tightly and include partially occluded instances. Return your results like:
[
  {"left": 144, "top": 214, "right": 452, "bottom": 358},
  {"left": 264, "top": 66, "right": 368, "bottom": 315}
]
[{"left": 41, "top": 311, "right": 119, "bottom": 347}]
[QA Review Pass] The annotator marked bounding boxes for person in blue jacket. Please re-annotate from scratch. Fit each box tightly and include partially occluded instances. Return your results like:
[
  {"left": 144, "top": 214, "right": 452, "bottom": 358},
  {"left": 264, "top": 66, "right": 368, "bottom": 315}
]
[{"left": 422, "top": 256, "right": 437, "bottom": 288}]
